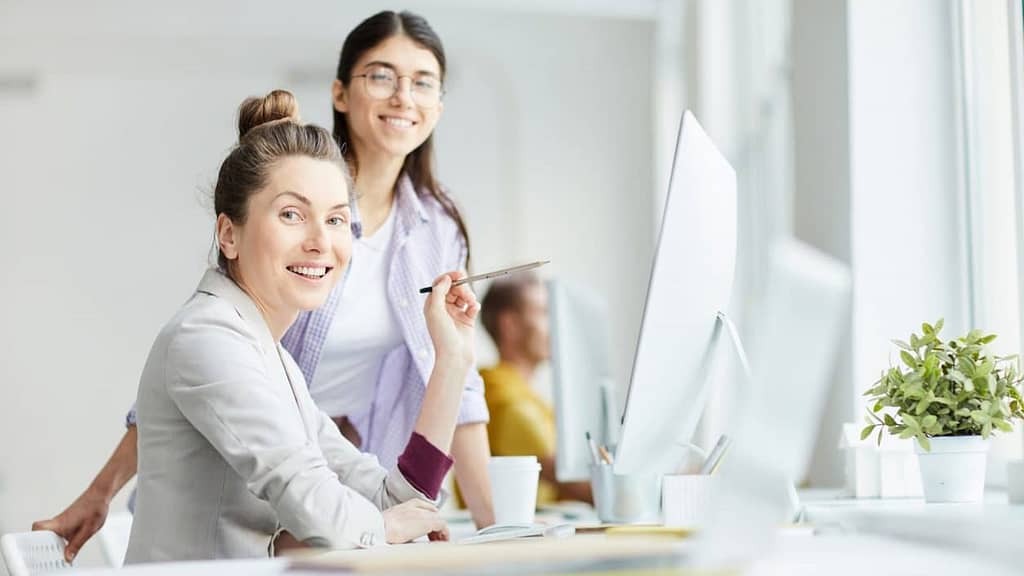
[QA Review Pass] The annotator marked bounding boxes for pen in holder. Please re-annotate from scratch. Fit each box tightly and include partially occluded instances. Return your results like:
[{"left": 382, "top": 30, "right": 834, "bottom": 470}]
[
  {"left": 661, "top": 474, "right": 720, "bottom": 528},
  {"left": 590, "top": 463, "right": 662, "bottom": 524}
]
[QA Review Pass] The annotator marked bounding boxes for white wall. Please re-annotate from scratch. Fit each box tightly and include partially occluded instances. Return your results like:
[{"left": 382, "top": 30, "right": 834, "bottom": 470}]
[{"left": 0, "top": 2, "right": 653, "bottom": 566}]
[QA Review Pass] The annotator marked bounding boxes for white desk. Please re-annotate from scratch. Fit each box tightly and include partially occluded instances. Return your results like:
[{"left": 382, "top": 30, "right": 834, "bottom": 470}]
[
  {"left": 67, "top": 532, "right": 1020, "bottom": 576},
  {"left": 65, "top": 492, "right": 1024, "bottom": 575},
  {"left": 801, "top": 489, "right": 1024, "bottom": 570}
]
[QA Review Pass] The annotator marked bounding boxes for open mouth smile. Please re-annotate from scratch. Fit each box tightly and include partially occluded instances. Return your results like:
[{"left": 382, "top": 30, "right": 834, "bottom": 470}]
[
  {"left": 286, "top": 265, "right": 333, "bottom": 281},
  {"left": 379, "top": 115, "right": 418, "bottom": 130}
]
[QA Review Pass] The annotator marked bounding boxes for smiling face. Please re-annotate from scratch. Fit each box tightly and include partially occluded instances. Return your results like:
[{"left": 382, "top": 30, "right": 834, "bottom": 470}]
[
  {"left": 333, "top": 34, "right": 445, "bottom": 163},
  {"left": 217, "top": 155, "right": 352, "bottom": 319}
]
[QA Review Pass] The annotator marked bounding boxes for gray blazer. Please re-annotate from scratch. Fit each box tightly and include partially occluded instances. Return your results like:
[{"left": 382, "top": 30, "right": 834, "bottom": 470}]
[{"left": 125, "top": 269, "right": 434, "bottom": 563}]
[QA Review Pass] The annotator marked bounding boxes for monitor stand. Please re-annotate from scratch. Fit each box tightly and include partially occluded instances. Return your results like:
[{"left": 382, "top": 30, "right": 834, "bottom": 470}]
[{"left": 716, "top": 311, "right": 803, "bottom": 523}]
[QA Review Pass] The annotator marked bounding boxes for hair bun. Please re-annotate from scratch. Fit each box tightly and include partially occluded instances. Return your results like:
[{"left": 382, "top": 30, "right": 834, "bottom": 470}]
[{"left": 237, "top": 90, "right": 300, "bottom": 139}]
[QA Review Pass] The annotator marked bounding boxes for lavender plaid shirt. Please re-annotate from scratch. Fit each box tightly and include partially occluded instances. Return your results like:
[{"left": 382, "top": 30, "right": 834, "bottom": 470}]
[
  {"left": 281, "top": 173, "right": 488, "bottom": 468},
  {"left": 130, "top": 174, "right": 488, "bottom": 472}
]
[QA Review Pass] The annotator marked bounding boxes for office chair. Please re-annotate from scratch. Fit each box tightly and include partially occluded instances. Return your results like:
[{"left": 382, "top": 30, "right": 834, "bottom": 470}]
[
  {"left": 0, "top": 531, "right": 72, "bottom": 576},
  {"left": 97, "top": 512, "right": 132, "bottom": 568}
]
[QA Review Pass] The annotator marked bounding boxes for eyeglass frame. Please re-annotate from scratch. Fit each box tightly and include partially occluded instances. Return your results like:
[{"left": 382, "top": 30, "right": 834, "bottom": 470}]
[{"left": 349, "top": 68, "right": 446, "bottom": 108}]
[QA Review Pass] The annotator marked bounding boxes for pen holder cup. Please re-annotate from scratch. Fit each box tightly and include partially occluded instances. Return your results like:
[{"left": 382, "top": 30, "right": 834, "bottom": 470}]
[
  {"left": 590, "top": 463, "right": 662, "bottom": 523},
  {"left": 661, "top": 474, "right": 719, "bottom": 529}
]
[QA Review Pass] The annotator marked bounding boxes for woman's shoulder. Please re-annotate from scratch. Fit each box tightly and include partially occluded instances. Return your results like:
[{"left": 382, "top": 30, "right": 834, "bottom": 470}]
[
  {"left": 409, "top": 180, "right": 464, "bottom": 244},
  {"left": 415, "top": 182, "right": 458, "bottom": 221},
  {"left": 157, "top": 291, "right": 263, "bottom": 366}
]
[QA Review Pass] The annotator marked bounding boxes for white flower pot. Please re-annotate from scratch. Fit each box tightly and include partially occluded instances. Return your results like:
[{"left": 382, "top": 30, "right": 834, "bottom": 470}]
[{"left": 914, "top": 436, "right": 989, "bottom": 503}]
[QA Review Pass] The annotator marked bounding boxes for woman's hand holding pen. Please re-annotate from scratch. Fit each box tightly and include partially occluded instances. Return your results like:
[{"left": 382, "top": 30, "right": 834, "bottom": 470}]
[
  {"left": 423, "top": 271, "right": 479, "bottom": 368},
  {"left": 415, "top": 272, "right": 480, "bottom": 454}
]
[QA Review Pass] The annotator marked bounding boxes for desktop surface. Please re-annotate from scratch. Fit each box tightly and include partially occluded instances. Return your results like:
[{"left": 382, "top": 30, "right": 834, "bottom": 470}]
[
  {"left": 66, "top": 529, "right": 1021, "bottom": 576},
  {"left": 61, "top": 491, "right": 1024, "bottom": 575}
]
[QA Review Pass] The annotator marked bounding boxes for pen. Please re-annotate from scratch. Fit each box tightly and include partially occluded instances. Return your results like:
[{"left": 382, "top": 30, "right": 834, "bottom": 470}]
[
  {"left": 598, "top": 445, "right": 614, "bottom": 465},
  {"left": 418, "top": 260, "right": 550, "bottom": 293},
  {"left": 699, "top": 434, "right": 731, "bottom": 475},
  {"left": 585, "top": 431, "right": 601, "bottom": 466}
]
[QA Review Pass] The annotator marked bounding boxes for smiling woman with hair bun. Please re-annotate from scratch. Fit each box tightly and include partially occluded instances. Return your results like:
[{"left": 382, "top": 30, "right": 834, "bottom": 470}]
[
  {"left": 33, "top": 11, "right": 496, "bottom": 560},
  {"left": 119, "top": 90, "right": 479, "bottom": 561}
]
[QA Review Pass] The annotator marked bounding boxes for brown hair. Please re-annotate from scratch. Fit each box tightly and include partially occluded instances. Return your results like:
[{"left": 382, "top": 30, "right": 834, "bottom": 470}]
[
  {"left": 214, "top": 89, "right": 348, "bottom": 273},
  {"left": 333, "top": 10, "right": 471, "bottom": 267},
  {"left": 480, "top": 272, "right": 542, "bottom": 345}
]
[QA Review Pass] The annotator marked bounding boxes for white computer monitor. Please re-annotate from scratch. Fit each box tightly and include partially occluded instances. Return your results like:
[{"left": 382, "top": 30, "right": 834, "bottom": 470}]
[
  {"left": 548, "top": 278, "right": 616, "bottom": 482},
  {"left": 614, "top": 110, "right": 738, "bottom": 475},
  {"left": 696, "top": 239, "right": 850, "bottom": 564}
]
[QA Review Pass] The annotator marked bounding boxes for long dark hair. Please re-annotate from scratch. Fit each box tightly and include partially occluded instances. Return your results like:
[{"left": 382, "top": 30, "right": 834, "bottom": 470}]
[{"left": 334, "top": 10, "right": 471, "bottom": 267}]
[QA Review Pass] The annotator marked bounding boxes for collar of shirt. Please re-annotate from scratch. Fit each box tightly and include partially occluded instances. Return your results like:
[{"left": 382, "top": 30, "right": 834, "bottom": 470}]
[
  {"left": 282, "top": 172, "right": 434, "bottom": 384},
  {"left": 349, "top": 172, "right": 430, "bottom": 241},
  {"left": 393, "top": 172, "right": 431, "bottom": 241},
  {"left": 195, "top": 268, "right": 278, "bottom": 356}
]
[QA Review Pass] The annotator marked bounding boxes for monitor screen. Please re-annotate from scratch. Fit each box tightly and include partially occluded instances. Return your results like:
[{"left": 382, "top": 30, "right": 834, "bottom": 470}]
[
  {"left": 548, "top": 278, "right": 614, "bottom": 482},
  {"left": 615, "top": 111, "right": 738, "bottom": 475}
]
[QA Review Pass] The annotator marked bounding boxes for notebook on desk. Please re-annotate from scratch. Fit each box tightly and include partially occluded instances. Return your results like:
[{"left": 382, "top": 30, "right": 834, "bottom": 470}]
[{"left": 456, "top": 523, "right": 575, "bottom": 545}]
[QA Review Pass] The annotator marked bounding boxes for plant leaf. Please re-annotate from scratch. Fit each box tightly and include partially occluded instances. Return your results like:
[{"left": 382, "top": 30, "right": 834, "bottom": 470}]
[
  {"left": 893, "top": 339, "right": 913, "bottom": 352},
  {"left": 917, "top": 435, "right": 931, "bottom": 451}
]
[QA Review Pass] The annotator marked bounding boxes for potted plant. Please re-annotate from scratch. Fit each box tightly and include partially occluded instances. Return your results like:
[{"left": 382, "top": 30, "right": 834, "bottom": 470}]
[{"left": 861, "top": 319, "right": 1024, "bottom": 503}]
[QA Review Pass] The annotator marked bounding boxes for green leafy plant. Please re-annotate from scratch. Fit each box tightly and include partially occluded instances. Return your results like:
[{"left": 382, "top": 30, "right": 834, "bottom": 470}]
[{"left": 861, "top": 319, "right": 1024, "bottom": 451}]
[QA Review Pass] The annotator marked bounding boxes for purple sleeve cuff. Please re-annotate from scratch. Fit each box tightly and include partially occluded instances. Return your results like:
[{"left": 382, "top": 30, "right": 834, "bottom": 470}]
[{"left": 397, "top": 432, "right": 454, "bottom": 500}]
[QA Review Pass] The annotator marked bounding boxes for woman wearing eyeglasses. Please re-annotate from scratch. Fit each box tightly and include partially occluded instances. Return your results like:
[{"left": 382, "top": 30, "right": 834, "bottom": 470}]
[
  {"left": 33, "top": 11, "right": 494, "bottom": 560},
  {"left": 282, "top": 10, "right": 495, "bottom": 529}
]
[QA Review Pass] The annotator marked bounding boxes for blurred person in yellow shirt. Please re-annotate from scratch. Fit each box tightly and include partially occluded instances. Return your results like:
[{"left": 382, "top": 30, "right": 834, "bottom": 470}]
[{"left": 474, "top": 273, "right": 592, "bottom": 505}]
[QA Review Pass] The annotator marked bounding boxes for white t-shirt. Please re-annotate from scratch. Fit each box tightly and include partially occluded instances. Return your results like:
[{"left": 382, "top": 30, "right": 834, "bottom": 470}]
[{"left": 308, "top": 203, "right": 405, "bottom": 418}]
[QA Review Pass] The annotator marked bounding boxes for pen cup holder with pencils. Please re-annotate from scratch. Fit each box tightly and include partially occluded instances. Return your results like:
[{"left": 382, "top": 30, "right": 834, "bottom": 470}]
[
  {"left": 661, "top": 474, "right": 720, "bottom": 528},
  {"left": 590, "top": 463, "right": 662, "bottom": 524}
]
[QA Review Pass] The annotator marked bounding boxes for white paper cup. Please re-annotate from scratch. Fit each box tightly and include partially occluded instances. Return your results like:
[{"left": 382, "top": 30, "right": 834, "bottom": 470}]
[{"left": 488, "top": 456, "right": 541, "bottom": 525}]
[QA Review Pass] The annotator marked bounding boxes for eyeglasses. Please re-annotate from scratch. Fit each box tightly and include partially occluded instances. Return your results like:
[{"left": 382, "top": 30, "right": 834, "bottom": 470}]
[{"left": 351, "top": 66, "right": 445, "bottom": 109}]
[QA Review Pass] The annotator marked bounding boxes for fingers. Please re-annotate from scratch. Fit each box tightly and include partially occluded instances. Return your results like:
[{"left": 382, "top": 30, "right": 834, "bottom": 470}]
[
  {"left": 430, "top": 274, "right": 453, "bottom": 297},
  {"left": 424, "top": 275, "right": 453, "bottom": 314},
  {"left": 31, "top": 519, "right": 59, "bottom": 534},
  {"left": 424, "top": 514, "right": 446, "bottom": 535},
  {"left": 428, "top": 272, "right": 477, "bottom": 305},
  {"left": 407, "top": 499, "right": 445, "bottom": 536},
  {"left": 451, "top": 280, "right": 475, "bottom": 301},
  {"left": 446, "top": 280, "right": 478, "bottom": 310},
  {"left": 65, "top": 521, "right": 98, "bottom": 562},
  {"left": 434, "top": 521, "right": 450, "bottom": 539},
  {"left": 425, "top": 272, "right": 480, "bottom": 336},
  {"left": 446, "top": 300, "right": 479, "bottom": 326},
  {"left": 427, "top": 525, "right": 450, "bottom": 542}
]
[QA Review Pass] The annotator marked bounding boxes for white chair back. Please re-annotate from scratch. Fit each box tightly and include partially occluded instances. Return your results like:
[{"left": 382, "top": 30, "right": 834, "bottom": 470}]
[
  {"left": 97, "top": 512, "right": 133, "bottom": 568},
  {"left": 0, "top": 531, "right": 72, "bottom": 576}
]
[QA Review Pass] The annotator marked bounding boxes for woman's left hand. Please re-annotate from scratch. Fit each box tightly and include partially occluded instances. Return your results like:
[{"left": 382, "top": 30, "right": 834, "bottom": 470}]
[{"left": 423, "top": 271, "right": 479, "bottom": 366}]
